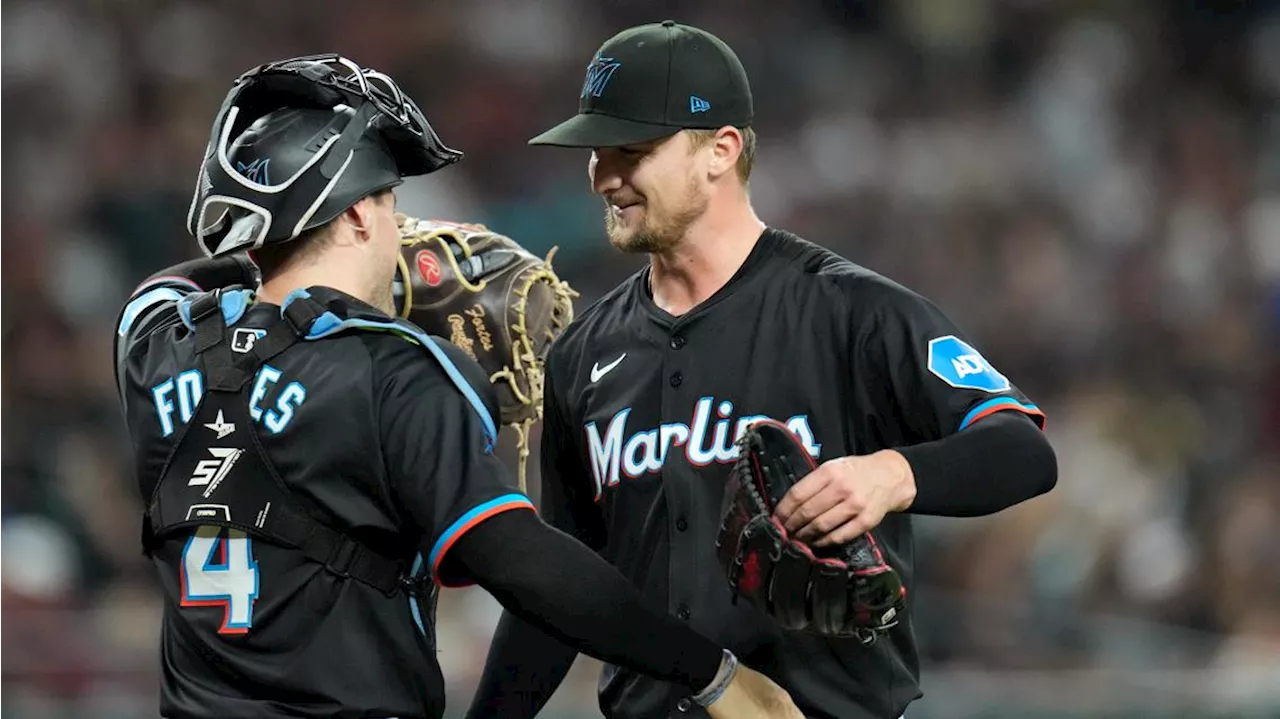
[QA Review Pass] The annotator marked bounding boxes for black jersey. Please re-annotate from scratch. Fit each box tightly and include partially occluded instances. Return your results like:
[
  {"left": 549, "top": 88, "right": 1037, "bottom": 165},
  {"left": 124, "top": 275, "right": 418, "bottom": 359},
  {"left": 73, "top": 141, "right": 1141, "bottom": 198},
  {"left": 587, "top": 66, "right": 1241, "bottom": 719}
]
[
  {"left": 114, "top": 279, "right": 533, "bottom": 719},
  {"left": 539, "top": 228, "right": 1045, "bottom": 719}
]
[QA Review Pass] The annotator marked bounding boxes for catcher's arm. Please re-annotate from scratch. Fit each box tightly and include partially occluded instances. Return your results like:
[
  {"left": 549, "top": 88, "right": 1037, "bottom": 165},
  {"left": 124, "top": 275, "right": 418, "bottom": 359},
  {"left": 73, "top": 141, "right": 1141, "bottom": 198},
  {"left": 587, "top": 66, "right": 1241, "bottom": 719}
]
[
  {"left": 458, "top": 510, "right": 802, "bottom": 719},
  {"left": 465, "top": 369, "right": 604, "bottom": 717}
]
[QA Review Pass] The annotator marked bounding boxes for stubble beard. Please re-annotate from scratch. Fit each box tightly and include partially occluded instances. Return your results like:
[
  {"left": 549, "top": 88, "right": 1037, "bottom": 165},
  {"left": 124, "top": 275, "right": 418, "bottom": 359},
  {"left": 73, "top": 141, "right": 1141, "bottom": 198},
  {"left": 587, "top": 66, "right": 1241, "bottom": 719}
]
[{"left": 605, "top": 175, "right": 707, "bottom": 255}]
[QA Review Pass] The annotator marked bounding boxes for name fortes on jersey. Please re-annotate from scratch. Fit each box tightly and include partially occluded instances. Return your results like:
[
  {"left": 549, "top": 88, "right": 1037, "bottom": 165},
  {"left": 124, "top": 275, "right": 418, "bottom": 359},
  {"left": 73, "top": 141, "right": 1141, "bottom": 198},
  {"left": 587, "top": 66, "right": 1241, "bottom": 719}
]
[
  {"left": 152, "top": 365, "right": 307, "bottom": 438},
  {"left": 584, "top": 397, "right": 821, "bottom": 500}
]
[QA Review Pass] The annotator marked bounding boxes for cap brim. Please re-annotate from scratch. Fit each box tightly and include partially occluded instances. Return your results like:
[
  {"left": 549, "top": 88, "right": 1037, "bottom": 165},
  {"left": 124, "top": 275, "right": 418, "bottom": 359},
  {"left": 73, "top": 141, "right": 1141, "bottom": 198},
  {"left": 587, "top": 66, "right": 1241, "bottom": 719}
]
[{"left": 528, "top": 112, "right": 679, "bottom": 148}]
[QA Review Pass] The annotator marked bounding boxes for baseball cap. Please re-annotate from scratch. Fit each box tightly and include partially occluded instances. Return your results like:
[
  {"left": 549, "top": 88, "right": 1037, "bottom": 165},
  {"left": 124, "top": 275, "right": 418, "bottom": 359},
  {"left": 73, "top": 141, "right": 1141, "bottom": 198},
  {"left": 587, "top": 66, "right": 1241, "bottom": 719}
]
[{"left": 529, "top": 20, "right": 753, "bottom": 149}]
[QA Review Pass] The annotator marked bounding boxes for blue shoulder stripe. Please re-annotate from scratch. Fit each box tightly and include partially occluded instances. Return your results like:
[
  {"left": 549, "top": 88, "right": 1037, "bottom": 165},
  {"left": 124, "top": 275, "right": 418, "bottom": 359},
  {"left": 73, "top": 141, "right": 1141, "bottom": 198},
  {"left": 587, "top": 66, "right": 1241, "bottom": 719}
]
[
  {"left": 118, "top": 287, "right": 185, "bottom": 337},
  {"left": 281, "top": 290, "right": 498, "bottom": 451}
]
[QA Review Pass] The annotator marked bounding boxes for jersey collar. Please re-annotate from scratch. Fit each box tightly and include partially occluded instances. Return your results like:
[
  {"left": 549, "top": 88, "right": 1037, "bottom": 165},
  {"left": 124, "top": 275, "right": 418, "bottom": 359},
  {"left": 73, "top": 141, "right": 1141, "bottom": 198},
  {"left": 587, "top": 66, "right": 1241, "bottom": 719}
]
[{"left": 635, "top": 227, "right": 784, "bottom": 327}]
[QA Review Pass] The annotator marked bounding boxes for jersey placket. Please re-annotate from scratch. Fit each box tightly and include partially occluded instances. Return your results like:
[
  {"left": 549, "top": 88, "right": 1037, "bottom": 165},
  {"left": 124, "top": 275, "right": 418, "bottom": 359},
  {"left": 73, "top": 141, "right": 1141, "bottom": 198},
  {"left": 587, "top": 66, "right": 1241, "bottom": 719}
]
[
  {"left": 660, "top": 321, "right": 697, "bottom": 627},
  {"left": 658, "top": 319, "right": 704, "bottom": 716}
]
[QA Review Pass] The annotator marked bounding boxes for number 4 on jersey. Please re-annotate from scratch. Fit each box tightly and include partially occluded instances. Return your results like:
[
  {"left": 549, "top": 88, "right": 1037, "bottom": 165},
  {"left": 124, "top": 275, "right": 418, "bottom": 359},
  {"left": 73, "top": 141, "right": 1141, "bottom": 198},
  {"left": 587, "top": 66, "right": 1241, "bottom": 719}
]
[{"left": 181, "top": 526, "right": 260, "bottom": 634}]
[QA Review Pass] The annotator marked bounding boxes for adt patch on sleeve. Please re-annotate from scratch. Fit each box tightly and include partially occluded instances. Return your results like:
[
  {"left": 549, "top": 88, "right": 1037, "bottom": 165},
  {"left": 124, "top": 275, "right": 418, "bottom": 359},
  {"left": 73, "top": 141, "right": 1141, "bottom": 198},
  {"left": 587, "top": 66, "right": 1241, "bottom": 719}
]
[{"left": 926, "top": 335, "right": 1011, "bottom": 393}]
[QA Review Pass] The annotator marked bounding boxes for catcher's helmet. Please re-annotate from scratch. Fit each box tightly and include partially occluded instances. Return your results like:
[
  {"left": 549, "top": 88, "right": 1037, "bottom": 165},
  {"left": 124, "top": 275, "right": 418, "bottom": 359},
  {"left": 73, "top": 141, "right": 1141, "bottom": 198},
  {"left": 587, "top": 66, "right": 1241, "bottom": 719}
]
[{"left": 186, "top": 54, "right": 462, "bottom": 258}]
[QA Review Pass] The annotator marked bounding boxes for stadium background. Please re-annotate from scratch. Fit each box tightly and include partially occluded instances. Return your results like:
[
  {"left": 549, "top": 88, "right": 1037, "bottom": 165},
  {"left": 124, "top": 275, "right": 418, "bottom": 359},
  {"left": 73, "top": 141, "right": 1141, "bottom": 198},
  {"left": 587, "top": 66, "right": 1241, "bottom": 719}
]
[{"left": 3, "top": 1, "right": 1279, "bottom": 717}]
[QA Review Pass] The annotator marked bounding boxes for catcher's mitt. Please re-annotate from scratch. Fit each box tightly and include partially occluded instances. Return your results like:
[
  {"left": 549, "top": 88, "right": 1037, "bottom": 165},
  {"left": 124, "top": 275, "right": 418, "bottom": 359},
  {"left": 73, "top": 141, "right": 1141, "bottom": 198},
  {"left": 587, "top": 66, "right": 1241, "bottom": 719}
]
[
  {"left": 392, "top": 214, "right": 577, "bottom": 491},
  {"left": 715, "top": 420, "right": 906, "bottom": 644}
]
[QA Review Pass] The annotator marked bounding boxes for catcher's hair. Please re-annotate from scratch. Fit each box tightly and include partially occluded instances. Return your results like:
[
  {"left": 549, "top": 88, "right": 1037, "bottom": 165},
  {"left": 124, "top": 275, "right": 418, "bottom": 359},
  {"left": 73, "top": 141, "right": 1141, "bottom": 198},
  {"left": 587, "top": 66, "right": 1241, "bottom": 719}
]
[
  {"left": 249, "top": 189, "right": 392, "bottom": 280},
  {"left": 686, "top": 126, "right": 756, "bottom": 184}
]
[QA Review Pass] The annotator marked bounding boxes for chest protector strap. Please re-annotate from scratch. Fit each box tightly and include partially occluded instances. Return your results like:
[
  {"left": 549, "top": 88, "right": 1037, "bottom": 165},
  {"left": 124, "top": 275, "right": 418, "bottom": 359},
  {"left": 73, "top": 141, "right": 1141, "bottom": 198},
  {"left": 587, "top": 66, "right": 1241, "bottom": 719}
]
[{"left": 141, "top": 289, "right": 423, "bottom": 597}]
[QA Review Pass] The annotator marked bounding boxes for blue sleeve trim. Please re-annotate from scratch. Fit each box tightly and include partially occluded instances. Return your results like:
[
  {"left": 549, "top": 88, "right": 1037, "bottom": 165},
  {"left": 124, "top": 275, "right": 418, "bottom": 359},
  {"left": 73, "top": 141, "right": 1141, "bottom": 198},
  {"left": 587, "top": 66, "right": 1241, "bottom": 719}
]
[
  {"left": 958, "top": 397, "right": 1043, "bottom": 431},
  {"left": 427, "top": 493, "right": 535, "bottom": 576}
]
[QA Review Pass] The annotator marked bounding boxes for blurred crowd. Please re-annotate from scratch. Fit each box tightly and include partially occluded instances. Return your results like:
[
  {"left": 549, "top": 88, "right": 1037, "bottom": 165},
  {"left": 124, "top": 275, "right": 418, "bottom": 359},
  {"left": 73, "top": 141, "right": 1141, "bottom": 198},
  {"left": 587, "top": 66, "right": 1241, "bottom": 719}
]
[{"left": 3, "top": 1, "right": 1279, "bottom": 717}]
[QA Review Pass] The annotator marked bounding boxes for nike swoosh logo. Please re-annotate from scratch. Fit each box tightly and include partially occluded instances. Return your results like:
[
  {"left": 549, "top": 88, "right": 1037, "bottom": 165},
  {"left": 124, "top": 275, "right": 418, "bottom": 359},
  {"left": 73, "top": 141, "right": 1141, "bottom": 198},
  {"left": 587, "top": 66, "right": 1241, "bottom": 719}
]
[{"left": 590, "top": 354, "right": 626, "bottom": 383}]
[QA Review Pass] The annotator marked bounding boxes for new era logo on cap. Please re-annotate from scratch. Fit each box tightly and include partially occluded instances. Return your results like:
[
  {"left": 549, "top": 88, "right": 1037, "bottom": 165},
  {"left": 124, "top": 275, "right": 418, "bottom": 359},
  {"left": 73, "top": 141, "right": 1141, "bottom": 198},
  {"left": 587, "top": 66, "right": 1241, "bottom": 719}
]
[{"left": 689, "top": 96, "right": 710, "bottom": 113}]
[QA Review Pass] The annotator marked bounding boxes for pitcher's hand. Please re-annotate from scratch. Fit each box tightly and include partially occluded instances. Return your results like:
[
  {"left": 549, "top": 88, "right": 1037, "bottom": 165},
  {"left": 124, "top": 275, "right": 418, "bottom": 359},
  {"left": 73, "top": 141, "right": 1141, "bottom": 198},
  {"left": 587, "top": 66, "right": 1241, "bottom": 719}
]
[{"left": 774, "top": 450, "right": 916, "bottom": 546}]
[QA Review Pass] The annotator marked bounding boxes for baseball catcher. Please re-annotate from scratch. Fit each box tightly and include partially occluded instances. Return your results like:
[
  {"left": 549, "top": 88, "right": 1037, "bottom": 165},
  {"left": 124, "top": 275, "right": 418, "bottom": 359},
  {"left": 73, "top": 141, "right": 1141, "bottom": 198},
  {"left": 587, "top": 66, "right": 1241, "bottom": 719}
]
[
  {"left": 716, "top": 420, "right": 907, "bottom": 644},
  {"left": 392, "top": 214, "right": 578, "bottom": 491}
]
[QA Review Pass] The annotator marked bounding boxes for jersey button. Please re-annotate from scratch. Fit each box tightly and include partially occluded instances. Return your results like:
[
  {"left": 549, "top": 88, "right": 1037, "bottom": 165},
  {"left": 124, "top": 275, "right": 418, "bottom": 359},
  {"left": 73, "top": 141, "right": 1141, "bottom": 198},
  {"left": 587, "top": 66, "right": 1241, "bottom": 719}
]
[
  {"left": 676, "top": 697, "right": 693, "bottom": 712},
  {"left": 677, "top": 604, "right": 691, "bottom": 621},
  {"left": 669, "top": 335, "right": 685, "bottom": 349},
  {"left": 676, "top": 517, "right": 688, "bottom": 532},
  {"left": 669, "top": 372, "right": 683, "bottom": 387}
]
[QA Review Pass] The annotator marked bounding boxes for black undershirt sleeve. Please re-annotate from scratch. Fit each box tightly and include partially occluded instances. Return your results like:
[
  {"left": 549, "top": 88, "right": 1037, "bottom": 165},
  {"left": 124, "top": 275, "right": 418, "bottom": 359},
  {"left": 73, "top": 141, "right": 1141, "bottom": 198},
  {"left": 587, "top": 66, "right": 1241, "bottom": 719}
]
[
  {"left": 896, "top": 410, "right": 1057, "bottom": 516},
  {"left": 465, "top": 610, "right": 580, "bottom": 718},
  {"left": 464, "top": 367, "right": 611, "bottom": 717},
  {"left": 451, "top": 509, "right": 723, "bottom": 702}
]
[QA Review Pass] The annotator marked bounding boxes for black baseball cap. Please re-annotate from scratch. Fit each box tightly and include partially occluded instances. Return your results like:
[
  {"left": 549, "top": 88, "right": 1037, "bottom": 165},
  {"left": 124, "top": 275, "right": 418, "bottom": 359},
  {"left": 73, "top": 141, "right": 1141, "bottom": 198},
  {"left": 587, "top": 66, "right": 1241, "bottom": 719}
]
[{"left": 528, "top": 20, "right": 753, "bottom": 149}]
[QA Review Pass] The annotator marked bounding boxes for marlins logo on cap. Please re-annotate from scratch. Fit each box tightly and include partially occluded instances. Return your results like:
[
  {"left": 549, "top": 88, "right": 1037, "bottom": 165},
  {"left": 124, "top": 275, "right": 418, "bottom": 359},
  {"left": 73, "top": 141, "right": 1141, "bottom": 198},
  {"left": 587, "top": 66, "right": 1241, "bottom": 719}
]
[{"left": 581, "top": 54, "right": 622, "bottom": 99}]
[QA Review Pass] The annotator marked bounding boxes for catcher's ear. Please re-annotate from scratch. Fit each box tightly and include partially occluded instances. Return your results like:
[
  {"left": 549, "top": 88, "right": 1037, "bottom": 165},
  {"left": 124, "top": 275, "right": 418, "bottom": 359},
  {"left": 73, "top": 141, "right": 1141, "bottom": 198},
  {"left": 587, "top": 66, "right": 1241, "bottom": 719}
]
[{"left": 339, "top": 192, "right": 389, "bottom": 244}]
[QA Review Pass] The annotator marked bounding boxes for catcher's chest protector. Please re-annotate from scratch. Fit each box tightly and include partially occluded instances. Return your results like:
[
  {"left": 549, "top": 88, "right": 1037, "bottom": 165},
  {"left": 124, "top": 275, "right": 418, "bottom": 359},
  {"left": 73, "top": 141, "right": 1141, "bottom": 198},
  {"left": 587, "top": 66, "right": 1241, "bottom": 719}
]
[{"left": 141, "top": 290, "right": 424, "bottom": 601}]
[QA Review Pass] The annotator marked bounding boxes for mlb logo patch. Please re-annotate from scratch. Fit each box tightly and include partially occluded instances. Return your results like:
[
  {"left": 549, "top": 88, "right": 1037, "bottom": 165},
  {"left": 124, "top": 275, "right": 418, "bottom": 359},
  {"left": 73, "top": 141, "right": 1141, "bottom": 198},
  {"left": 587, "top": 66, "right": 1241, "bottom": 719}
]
[{"left": 231, "top": 328, "right": 268, "bottom": 354}]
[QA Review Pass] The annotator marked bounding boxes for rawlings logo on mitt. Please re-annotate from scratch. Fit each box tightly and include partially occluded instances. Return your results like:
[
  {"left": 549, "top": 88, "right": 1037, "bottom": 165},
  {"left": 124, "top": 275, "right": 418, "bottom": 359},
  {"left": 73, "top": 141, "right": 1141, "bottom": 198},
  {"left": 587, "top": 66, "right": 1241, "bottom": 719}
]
[
  {"left": 715, "top": 420, "right": 907, "bottom": 644},
  {"left": 392, "top": 214, "right": 577, "bottom": 490}
]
